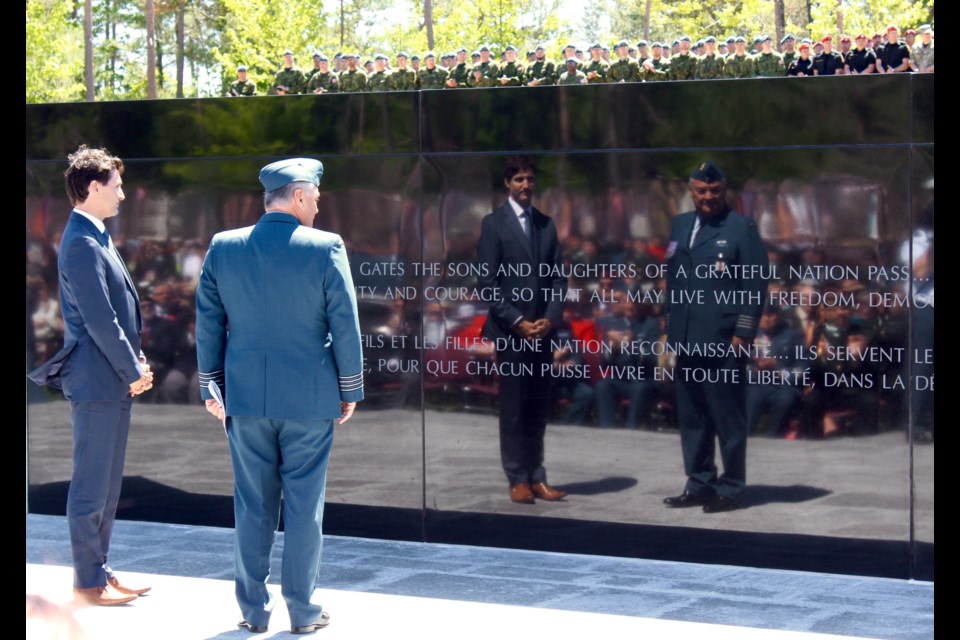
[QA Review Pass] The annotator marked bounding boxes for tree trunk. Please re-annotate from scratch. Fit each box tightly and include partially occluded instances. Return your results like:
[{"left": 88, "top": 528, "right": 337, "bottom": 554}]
[
  {"left": 836, "top": 0, "right": 843, "bottom": 34},
  {"left": 424, "top": 0, "right": 434, "bottom": 51},
  {"left": 146, "top": 0, "right": 157, "bottom": 98},
  {"left": 644, "top": 0, "right": 652, "bottom": 42},
  {"left": 84, "top": 0, "right": 94, "bottom": 100},
  {"left": 176, "top": 1, "right": 185, "bottom": 98},
  {"left": 774, "top": 0, "right": 785, "bottom": 45}
]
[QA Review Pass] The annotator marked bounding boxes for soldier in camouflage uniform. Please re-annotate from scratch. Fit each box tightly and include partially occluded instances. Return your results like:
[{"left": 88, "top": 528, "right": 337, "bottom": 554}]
[
  {"left": 497, "top": 45, "right": 525, "bottom": 86},
  {"left": 410, "top": 54, "right": 421, "bottom": 73},
  {"left": 274, "top": 50, "right": 306, "bottom": 94},
  {"left": 724, "top": 36, "right": 756, "bottom": 78},
  {"left": 526, "top": 45, "right": 556, "bottom": 86},
  {"left": 642, "top": 42, "right": 670, "bottom": 81},
  {"left": 695, "top": 36, "right": 725, "bottom": 80},
  {"left": 446, "top": 48, "right": 471, "bottom": 88},
  {"left": 228, "top": 65, "right": 257, "bottom": 97},
  {"left": 636, "top": 40, "right": 650, "bottom": 66},
  {"left": 389, "top": 52, "right": 418, "bottom": 91},
  {"left": 780, "top": 35, "right": 797, "bottom": 69},
  {"left": 306, "top": 55, "right": 339, "bottom": 93},
  {"left": 557, "top": 57, "right": 587, "bottom": 85},
  {"left": 305, "top": 51, "right": 323, "bottom": 83},
  {"left": 669, "top": 35, "right": 698, "bottom": 80},
  {"left": 609, "top": 40, "right": 640, "bottom": 83},
  {"left": 561, "top": 44, "right": 582, "bottom": 71},
  {"left": 338, "top": 53, "right": 368, "bottom": 93},
  {"left": 366, "top": 54, "right": 391, "bottom": 92},
  {"left": 468, "top": 45, "right": 499, "bottom": 87},
  {"left": 418, "top": 52, "right": 449, "bottom": 90},
  {"left": 583, "top": 43, "right": 611, "bottom": 83},
  {"left": 754, "top": 35, "right": 786, "bottom": 77}
]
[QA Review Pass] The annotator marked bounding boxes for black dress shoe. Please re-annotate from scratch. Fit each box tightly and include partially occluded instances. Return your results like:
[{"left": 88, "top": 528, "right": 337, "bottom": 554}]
[
  {"left": 663, "top": 491, "right": 711, "bottom": 508},
  {"left": 291, "top": 611, "right": 331, "bottom": 634},
  {"left": 702, "top": 495, "right": 741, "bottom": 513},
  {"left": 237, "top": 620, "right": 268, "bottom": 633}
]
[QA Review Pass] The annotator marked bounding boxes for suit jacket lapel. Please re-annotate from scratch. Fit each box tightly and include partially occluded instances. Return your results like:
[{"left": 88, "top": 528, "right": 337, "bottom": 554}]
[
  {"left": 72, "top": 212, "right": 142, "bottom": 329},
  {"left": 500, "top": 205, "right": 535, "bottom": 262}
]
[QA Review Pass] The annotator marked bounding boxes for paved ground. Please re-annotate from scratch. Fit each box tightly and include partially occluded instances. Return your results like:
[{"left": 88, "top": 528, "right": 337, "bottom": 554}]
[{"left": 26, "top": 514, "right": 933, "bottom": 640}]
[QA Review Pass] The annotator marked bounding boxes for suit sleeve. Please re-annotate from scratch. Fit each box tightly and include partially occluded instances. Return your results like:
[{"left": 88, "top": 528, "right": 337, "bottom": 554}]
[
  {"left": 195, "top": 240, "right": 226, "bottom": 401},
  {"left": 63, "top": 235, "right": 144, "bottom": 385},
  {"left": 325, "top": 238, "right": 364, "bottom": 403},
  {"left": 543, "top": 220, "right": 567, "bottom": 326},
  {"left": 734, "top": 218, "right": 769, "bottom": 339},
  {"left": 477, "top": 213, "right": 524, "bottom": 330}
]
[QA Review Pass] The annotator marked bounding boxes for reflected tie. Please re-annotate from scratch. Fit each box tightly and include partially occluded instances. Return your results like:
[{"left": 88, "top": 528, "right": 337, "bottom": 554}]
[
  {"left": 521, "top": 210, "right": 535, "bottom": 251},
  {"left": 689, "top": 216, "right": 701, "bottom": 248}
]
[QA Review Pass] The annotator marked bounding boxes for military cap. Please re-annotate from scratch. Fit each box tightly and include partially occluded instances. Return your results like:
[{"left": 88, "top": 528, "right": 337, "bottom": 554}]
[
  {"left": 575, "top": 48, "right": 584, "bottom": 54},
  {"left": 651, "top": 41, "right": 663, "bottom": 48},
  {"left": 505, "top": 44, "right": 517, "bottom": 52},
  {"left": 690, "top": 161, "right": 725, "bottom": 183},
  {"left": 564, "top": 43, "right": 578, "bottom": 51},
  {"left": 801, "top": 37, "right": 813, "bottom": 44},
  {"left": 470, "top": 51, "right": 480, "bottom": 58},
  {"left": 637, "top": 39, "right": 648, "bottom": 47},
  {"left": 375, "top": 53, "right": 388, "bottom": 61},
  {"left": 526, "top": 50, "right": 534, "bottom": 57},
  {"left": 237, "top": 64, "right": 248, "bottom": 72},
  {"left": 535, "top": 44, "right": 545, "bottom": 51},
  {"left": 761, "top": 34, "right": 773, "bottom": 43},
  {"left": 753, "top": 36, "right": 763, "bottom": 44},
  {"left": 819, "top": 35, "right": 832, "bottom": 43},
  {"left": 616, "top": 40, "right": 629, "bottom": 48},
  {"left": 587, "top": 42, "right": 600, "bottom": 50},
  {"left": 458, "top": 47, "right": 468, "bottom": 53},
  {"left": 317, "top": 54, "right": 329, "bottom": 62},
  {"left": 259, "top": 158, "right": 324, "bottom": 192},
  {"left": 479, "top": 44, "right": 491, "bottom": 52},
  {"left": 397, "top": 51, "right": 409, "bottom": 58},
  {"left": 726, "top": 36, "right": 737, "bottom": 44},
  {"left": 334, "top": 52, "right": 342, "bottom": 58},
  {"left": 424, "top": 51, "right": 436, "bottom": 59},
  {"left": 679, "top": 35, "right": 691, "bottom": 42},
  {"left": 735, "top": 36, "right": 746, "bottom": 43},
  {"left": 855, "top": 33, "right": 867, "bottom": 40},
  {"left": 798, "top": 42, "right": 810, "bottom": 51},
  {"left": 904, "top": 28, "right": 917, "bottom": 35},
  {"left": 886, "top": 25, "right": 898, "bottom": 32},
  {"left": 343, "top": 52, "right": 357, "bottom": 59},
  {"left": 565, "top": 57, "right": 579, "bottom": 65},
  {"left": 705, "top": 35, "right": 716, "bottom": 43},
  {"left": 312, "top": 51, "right": 322, "bottom": 58},
  {"left": 920, "top": 26, "right": 933, "bottom": 34},
  {"left": 671, "top": 39, "right": 680, "bottom": 46},
  {"left": 628, "top": 46, "right": 637, "bottom": 54},
  {"left": 695, "top": 39, "right": 705, "bottom": 47},
  {"left": 411, "top": 54, "right": 420, "bottom": 60},
  {"left": 780, "top": 34, "right": 795, "bottom": 44},
  {"left": 283, "top": 49, "right": 294, "bottom": 56},
  {"left": 840, "top": 35, "right": 851, "bottom": 43}
]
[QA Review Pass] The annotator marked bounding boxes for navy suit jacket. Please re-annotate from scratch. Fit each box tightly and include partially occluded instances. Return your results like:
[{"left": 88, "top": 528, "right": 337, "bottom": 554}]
[
  {"left": 28, "top": 211, "right": 144, "bottom": 401},
  {"left": 476, "top": 203, "right": 567, "bottom": 341},
  {"left": 195, "top": 212, "right": 364, "bottom": 421},
  {"left": 665, "top": 208, "right": 768, "bottom": 346}
]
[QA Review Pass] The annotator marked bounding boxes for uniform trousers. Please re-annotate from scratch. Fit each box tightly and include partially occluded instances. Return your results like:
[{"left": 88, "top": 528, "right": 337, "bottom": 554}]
[
  {"left": 675, "top": 355, "right": 748, "bottom": 499},
  {"left": 227, "top": 416, "right": 334, "bottom": 627}
]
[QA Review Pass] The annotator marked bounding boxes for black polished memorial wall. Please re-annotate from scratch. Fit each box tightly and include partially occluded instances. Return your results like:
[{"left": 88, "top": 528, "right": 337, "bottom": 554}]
[{"left": 26, "top": 74, "right": 933, "bottom": 580}]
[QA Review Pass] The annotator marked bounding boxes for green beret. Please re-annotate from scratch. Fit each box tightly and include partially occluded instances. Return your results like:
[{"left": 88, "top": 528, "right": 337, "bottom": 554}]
[
  {"left": 237, "top": 65, "right": 248, "bottom": 72},
  {"left": 260, "top": 158, "right": 324, "bottom": 192},
  {"left": 690, "top": 161, "right": 725, "bottom": 183}
]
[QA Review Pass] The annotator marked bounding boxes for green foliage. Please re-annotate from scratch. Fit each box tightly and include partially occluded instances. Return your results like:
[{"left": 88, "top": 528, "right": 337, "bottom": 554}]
[{"left": 26, "top": 0, "right": 84, "bottom": 103}]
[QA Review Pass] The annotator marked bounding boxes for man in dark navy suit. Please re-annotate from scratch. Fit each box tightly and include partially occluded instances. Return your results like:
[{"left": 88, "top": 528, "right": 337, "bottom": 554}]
[
  {"left": 662, "top": 162, "right": 769, "bottom": 513},
  {"left": 477, "top": 156, "right": 569, "bottom": 504},
  {"left": 28, "top": 146, "right": 154, "bottom": 605},
  {"left": 196, "top": 158, "right": 364, "bottom": 634}
]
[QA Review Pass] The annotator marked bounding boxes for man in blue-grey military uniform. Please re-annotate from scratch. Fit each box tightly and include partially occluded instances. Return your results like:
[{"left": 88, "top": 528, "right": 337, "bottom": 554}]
[
  {"left": 662, "top": 162, "right": 769, "bottom": 513},
  {"left": 196, "top": 158, "right": 363, "bottom": 634}
]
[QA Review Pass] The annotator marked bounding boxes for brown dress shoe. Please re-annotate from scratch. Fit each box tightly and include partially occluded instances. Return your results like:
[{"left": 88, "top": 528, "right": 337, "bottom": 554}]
[
  {"left": 108, "top": 575, "right": 152, "bottom": 596},
  {"left": 530, "top": 482, "right": 567, "bottom": 501},
  {"left": 510, "top": 483, "right": 535, "bottom": 504},
  {"left": 73, "top": 585, "right": 138, "bottom": 606}
]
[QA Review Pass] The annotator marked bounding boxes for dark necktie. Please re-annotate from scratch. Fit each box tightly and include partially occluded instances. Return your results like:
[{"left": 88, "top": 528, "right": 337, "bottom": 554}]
[{"left": 521, "top": 210, "right": 535, "bottom": 252}]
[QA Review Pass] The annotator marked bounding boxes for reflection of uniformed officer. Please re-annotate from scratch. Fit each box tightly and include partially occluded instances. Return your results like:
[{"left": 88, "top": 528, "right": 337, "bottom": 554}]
[{"left": 663, "top": 162, "right": 769, "bottom": 514}]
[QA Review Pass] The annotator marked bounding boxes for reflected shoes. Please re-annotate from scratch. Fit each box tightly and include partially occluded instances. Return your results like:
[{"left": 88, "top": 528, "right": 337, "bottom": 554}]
[
  {"left": 663, "top": 491, "right": 711, "bottom": 508},
  {"left": 73, "top": 584, "right": 138, "bottom": 606},
  {"left": 530, "top": 482, "right": 567, "bottom": 501},
  {"left": 702, "top": 495, "right": 741, "bottom": 513},
  {"left": 108, "top": 575, "right": 152, "bottom": 596},
  {"left": 291, "top": 611, "right": 331, "bottom": 634},
  {"left": 510, "top": 483, "right": 535, "bottom": 504}
]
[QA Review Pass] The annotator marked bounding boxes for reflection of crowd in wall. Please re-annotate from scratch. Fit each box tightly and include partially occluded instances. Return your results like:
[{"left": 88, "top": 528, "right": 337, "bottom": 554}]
[{"left": 228, "top": 25, "right": 933, "bottom": 97}]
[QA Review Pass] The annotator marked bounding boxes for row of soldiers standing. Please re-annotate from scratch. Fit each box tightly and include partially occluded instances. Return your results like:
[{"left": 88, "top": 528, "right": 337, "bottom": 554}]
[{"left": 227, "top": 27, "right": 931, "bottom": 96}]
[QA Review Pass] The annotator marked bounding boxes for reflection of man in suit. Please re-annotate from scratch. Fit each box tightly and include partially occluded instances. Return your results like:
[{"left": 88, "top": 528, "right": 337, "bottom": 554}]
[
  {"left": 196, "top": 158, "right": 363, "bottom": 634},
  {"left": 28, "top": 146, "right": 154, "bottom": 605},
  {"left": 477, "top": 156, "right": 569, "bottom": 504},
  {"left": 663, "top": 162, "right": 768, "bottom": 513}
]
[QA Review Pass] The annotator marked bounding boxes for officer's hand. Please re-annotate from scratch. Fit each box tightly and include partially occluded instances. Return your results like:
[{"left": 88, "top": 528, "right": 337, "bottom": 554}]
[
  {"left": 129, "top": 372, "right": 153, "bottom": 396},
  {"left": 338, "top": 402, "right": 357, "bottom": 424},
  {"left": 514, "top": 320, "right": 537, "bottom": 338},
  {"left": 530, "top": 318, "right": 553, "bottom": 339},
  {"left": 205, "top": 399, "right": 225, "bottom": 420}
]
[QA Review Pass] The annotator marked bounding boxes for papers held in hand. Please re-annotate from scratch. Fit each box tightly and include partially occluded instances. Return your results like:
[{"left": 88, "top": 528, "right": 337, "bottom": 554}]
[{"left": 207, "top": 380, "right": 227, "bottom": 436}]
